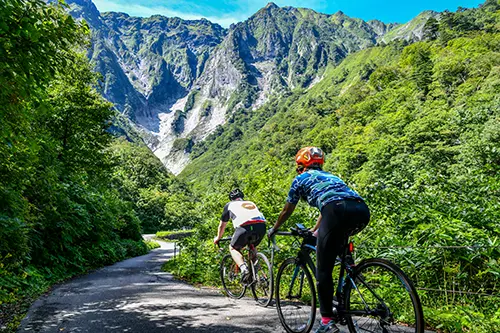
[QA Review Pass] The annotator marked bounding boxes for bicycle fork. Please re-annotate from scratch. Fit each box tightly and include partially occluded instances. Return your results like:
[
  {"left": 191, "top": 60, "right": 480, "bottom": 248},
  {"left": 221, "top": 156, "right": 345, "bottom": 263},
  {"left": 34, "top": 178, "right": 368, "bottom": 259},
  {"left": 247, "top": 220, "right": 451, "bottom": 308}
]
[{"left": 287, "top": 264, "right": 305, "bottom": 299}]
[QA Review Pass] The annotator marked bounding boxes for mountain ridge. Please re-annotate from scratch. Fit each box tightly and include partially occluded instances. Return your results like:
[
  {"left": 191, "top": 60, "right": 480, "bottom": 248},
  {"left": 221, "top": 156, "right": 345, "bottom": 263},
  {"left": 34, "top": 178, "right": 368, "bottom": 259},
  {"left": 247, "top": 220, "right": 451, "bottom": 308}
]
[{"left": 65, "top": 0, "right": 438, "bottom": 174}]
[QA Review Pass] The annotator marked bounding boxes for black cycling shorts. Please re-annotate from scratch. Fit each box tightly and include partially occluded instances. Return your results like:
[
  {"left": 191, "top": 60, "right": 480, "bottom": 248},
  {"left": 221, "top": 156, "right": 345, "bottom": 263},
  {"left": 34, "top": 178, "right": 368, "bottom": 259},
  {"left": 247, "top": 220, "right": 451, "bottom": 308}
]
[{"left": 231, "top": 223, "right": 266, "bottom": 250}]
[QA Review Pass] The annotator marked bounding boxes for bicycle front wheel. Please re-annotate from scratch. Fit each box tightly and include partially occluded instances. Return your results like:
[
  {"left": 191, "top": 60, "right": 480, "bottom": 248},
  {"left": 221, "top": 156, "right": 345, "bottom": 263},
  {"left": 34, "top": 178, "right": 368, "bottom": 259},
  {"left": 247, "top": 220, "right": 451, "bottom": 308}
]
[
  {"left": 344, "top": 258, "right": 424, "bottom": 333},
  {"left": 251, "top": 252, "right": 274, "bottom": 306},
  {"left": 220, "top": 254, "right": 246, "bottom": 299},
  {"left": 276, "top": 258, "right": 316, "bottom": 333}
]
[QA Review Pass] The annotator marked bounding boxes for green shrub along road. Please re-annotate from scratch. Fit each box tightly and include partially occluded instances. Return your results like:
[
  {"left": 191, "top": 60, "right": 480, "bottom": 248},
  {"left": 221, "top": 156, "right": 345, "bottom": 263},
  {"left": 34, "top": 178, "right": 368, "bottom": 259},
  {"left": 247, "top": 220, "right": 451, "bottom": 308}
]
[
  {"left": 167, "top": 2, "right": 500, "bottom": 332},
  {"left": 156, "top": 230, "right": 195, "bottom": 240}
]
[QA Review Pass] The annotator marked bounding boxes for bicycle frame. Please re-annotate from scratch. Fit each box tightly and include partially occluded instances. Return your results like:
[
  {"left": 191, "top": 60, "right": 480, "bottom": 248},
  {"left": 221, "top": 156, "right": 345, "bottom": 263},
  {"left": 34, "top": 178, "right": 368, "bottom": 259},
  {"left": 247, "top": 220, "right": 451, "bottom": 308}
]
[
  {"left": 334, "top": 241, "right": 393, "bottom": 320},
  {"left": 247, "top": 243, "right": 260, "bottom": 285},
  {"left": 276, "top": 230, "right": 391, "bottom": 319},
  {"left": 218, "top": 237, "right": 260, "bottom": 286},
  {"left": 274, "top": 227, "right": 317, "bottom": 303}
]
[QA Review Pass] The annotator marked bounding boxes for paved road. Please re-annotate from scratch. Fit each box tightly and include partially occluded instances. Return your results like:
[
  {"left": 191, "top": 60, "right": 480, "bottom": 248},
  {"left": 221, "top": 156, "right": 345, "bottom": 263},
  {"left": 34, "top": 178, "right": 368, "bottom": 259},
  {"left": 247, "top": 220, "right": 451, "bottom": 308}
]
[{"left": 18, "top": 238, "right": 285, "bottom": 333}]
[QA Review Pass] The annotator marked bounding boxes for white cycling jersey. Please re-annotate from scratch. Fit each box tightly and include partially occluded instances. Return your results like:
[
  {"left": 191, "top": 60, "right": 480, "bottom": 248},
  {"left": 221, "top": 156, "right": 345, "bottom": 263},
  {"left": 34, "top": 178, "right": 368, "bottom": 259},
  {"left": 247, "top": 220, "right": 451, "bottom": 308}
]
[{"left": 221, "top": 200, "right": 266, "bottom": 228}]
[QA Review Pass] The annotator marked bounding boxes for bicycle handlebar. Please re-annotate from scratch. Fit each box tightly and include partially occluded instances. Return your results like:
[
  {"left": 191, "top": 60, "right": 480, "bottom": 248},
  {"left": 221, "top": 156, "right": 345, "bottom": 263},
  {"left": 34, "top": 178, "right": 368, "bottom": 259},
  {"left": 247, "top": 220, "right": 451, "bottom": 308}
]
[
  {"left": 216, "top": 237, "right": 232, "bottom": 248},
  {"left": 276, "top": 231, "right": 293, "bottom": 236},
  {"left": 275, "top": 228, "right": 312, "bottom": 238},
  {"left": 269, "top": 225, "right": 313, "bottom": 251}
]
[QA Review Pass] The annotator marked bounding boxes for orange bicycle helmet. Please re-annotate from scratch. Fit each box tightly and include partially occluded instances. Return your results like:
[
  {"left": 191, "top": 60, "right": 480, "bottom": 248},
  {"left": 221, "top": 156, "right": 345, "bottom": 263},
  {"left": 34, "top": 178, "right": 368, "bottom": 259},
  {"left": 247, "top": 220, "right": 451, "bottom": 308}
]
[{"left": 295, "top": 147, "right": 325, "bottom": 168}]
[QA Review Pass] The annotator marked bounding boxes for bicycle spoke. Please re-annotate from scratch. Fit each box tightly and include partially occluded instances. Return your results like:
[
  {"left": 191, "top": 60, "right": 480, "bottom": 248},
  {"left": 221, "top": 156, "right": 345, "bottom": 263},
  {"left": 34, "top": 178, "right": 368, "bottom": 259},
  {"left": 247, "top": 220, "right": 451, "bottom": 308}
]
[
  {"left": 220, "top": 254, "right": 245, "bottom": 299},
  {"left": 276, "top": 259, "right": 316, "bottom": 333},
  {"left": 251, "top": 253, "right": 273, "bottom": 306},
  {"left": 345, "top": 259, "right": 424, "bottom": 333}
]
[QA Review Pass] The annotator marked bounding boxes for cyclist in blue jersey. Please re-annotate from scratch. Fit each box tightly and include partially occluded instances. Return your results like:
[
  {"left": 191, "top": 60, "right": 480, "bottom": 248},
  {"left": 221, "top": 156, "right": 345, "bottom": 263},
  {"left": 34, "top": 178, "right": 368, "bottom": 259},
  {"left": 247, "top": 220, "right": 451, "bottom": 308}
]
[{"left": 268, "top": 147, "right": 370, "bottom": 333}]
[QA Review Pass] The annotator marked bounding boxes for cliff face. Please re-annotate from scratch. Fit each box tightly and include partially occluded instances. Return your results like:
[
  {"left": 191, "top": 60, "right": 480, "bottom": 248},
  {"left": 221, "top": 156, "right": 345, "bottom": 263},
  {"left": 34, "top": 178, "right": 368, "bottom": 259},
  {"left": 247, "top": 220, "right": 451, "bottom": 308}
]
[{"left": 66, "top": 0, "right": 435, "bottom": 174}]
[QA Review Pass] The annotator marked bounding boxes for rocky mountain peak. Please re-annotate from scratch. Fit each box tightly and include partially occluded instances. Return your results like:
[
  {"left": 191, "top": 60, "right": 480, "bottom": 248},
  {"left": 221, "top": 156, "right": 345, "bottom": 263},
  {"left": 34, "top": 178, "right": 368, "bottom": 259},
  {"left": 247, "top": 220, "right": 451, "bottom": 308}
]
[
  {"left": 65, "top": 0, "right": 103, "bottom": 28},
  {"left": 265, "top": 2, "right": 279, "bottom": 9}
]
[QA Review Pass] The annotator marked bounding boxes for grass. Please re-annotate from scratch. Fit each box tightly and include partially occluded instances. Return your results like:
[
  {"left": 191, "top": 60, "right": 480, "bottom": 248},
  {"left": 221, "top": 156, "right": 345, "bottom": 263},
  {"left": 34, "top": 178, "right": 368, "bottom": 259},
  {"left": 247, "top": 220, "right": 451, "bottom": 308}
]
[
  {"left": 155, "top": 229, "right": 195, "bottom": 240},
  {"left": 144, "top": 240, "right": 161, "bottom": 250}
]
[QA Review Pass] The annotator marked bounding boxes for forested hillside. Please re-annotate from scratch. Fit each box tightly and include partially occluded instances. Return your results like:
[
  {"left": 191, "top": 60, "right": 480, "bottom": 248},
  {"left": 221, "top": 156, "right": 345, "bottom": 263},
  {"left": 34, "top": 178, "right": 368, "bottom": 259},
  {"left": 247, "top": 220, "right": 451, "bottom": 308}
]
[
  {"left": 169, "top": 1, "right": 500, "bottom": 332},
  {"left": 1, "top": 0, "right": 499, "bottom": 332},
  {"left": 0, "top": 1, "right": 195, "bottom": 330}
]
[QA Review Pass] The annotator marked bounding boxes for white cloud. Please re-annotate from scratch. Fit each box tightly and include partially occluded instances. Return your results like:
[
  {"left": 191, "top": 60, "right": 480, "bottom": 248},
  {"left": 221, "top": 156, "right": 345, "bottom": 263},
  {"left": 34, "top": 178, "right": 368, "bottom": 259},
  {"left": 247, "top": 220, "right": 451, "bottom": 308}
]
[{"left": 93, "top": 0, "right": 248, "bottom": 27}]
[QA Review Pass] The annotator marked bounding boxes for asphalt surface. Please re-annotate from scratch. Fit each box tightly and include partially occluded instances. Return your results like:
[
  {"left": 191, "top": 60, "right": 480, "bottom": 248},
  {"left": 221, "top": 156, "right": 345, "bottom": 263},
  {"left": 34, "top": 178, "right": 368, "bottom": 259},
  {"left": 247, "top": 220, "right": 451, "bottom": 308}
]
[{"left": 18, "top": 237, "right": 286, "bottom": 333}]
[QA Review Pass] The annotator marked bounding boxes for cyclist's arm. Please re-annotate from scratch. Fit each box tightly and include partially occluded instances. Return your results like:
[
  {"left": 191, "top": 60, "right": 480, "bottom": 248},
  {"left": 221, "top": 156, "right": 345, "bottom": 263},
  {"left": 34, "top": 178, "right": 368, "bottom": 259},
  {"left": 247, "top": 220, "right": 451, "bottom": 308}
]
[
  {"left": 311, "top": 213, "right": 322, "bottom": 232},
  {"left": 215, "top": 203, "right": 231, "bottom": 243},
  {"left": 272, "top": 202, "right": 296, "bottom": 230},
  {"left": 271, "top": 178, "right": 299, "bottom": 232},
  {"left": 215, "top": 221, "right": 228, "bottom": 241}
]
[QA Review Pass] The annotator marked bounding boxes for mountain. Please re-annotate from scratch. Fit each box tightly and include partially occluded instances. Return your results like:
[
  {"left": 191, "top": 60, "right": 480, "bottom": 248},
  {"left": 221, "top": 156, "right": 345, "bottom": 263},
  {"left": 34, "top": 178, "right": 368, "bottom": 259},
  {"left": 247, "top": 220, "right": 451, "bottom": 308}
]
[
  {"left": 66, "top": 0, "right": 437, "bottom": 174},
  {"left": 381, "top": 10, "right": 440, "bottom": 43}
]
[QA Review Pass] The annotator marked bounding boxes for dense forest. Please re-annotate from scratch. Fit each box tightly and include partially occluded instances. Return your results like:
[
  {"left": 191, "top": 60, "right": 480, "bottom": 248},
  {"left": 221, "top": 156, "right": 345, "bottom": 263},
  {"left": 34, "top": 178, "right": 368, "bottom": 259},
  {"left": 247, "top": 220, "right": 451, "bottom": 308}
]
[
  {"left": 0, "top": 0, "right": 194, "bottom": 330},
  {"left": 168, "top": 1, "right": 500, "bottom": 332}
]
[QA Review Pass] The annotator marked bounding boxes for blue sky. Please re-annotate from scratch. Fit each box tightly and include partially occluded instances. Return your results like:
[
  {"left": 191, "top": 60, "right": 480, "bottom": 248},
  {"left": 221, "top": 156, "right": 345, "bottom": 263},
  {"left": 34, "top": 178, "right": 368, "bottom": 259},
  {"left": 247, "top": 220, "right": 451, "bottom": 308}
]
[{"left": 92, "top": 0, "right": 485, "bottom": 27}]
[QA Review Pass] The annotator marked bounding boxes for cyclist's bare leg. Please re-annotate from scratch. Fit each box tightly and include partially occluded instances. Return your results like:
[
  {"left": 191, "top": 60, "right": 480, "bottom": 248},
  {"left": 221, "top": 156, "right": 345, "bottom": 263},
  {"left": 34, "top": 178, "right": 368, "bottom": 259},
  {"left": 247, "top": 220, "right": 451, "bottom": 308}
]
[{"left": 229, "top": 245, "right": 245, "bottom": 267}]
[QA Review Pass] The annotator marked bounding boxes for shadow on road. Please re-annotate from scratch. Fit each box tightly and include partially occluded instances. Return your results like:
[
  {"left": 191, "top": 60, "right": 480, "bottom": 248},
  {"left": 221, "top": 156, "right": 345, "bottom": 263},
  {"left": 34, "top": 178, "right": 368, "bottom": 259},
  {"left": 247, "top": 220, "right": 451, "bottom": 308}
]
[
  {"left": 23, "top": 285, "right": 273, "bottom": 332},
  {"left": 20, "top": 242, "right": 279, "bottom": 332}
]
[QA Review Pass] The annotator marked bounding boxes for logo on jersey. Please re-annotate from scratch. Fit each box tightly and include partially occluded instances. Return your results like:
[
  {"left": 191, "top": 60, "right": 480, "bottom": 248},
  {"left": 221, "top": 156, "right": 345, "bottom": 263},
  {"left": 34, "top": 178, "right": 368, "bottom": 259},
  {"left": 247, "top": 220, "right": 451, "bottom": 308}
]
[{"left": 241, "top": 203, "right": 256, "bottom": 210}]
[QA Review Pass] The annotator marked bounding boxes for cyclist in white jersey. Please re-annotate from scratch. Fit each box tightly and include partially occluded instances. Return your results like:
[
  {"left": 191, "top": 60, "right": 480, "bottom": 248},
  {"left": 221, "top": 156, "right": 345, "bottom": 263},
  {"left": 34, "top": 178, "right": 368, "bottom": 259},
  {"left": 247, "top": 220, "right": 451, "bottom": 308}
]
[{"left": 213, "top": 189, "right": 266, "bottom": 281}]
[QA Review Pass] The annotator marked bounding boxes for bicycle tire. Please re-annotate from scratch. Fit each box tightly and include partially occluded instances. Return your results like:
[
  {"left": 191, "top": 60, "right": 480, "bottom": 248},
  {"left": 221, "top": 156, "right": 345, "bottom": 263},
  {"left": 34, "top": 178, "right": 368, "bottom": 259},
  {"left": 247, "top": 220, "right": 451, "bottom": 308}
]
[
  {"left": 220, "top": 254, "right": 246, "bottom": 299},
  {"left": 251, "top": 252, "right": 274, "bottom": 307},
  {"left": 276, "top": 257, "right": 316, "bottom": 333},
  {"left": 344, "top": 258, "right": 424, "bottom": 333}
]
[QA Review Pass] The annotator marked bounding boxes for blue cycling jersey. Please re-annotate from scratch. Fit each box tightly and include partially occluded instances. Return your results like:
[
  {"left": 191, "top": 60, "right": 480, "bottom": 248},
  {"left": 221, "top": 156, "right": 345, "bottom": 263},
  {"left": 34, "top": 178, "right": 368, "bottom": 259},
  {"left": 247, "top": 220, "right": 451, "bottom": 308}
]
[{"left": 286, "top": 169, "right": 362, "bottom": 210}]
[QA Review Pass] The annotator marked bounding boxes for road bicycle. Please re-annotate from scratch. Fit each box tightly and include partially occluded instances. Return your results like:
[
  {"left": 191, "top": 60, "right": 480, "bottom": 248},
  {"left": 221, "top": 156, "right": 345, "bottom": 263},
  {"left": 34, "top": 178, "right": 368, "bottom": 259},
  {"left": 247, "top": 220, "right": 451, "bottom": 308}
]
[
  {"left": 274, "top": 224, "right": 424, "bottom": 333},
  {"left": 217, "top": 236, "right": 273, "bottom": 306}
]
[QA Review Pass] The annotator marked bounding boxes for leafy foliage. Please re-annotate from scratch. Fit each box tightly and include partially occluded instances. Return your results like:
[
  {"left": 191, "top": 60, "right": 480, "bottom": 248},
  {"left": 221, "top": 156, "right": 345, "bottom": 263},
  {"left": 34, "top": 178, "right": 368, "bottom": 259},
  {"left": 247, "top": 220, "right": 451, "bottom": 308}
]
[
  {"left": 184, "top": 90, "right": 198, "bottom": 113},
  {"left": 109, "top": 139, "right": 200, "bottom": 233},
  {"left": 171, "top": 109, "right": 186, "bottom": 134},
  {"left": 156, "top": 230, "right": 194, "bottom": 240},
  {"left": 144, "top": 240, "right": 161, "bottom": 250}
]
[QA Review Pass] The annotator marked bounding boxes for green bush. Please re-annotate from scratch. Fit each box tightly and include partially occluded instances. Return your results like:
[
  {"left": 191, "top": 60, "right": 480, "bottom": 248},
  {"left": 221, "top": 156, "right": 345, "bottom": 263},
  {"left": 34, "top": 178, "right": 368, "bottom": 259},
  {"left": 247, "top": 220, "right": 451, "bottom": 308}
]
[
  {"left": 144, "top": 240, "right": 161, "bottom": 250},
  {"left": 172, "top": 137, "right": 194, "bottom": 153},
  {"left": 156, "top": 229, "right": 195, "bottom": 240},
  {"left": 184, "top": 90, "right": 199, "bottom": 113}
]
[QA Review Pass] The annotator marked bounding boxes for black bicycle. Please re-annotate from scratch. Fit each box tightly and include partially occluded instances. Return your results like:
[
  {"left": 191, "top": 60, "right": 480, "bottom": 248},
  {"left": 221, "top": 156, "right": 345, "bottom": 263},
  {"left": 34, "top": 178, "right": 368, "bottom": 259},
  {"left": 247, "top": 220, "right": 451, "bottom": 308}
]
[
  {"left": 218, "top": 237, "right": 273, "bottom": 306},
  {"left": 274, "top": 224, "right": 424, "bottom": 333}
]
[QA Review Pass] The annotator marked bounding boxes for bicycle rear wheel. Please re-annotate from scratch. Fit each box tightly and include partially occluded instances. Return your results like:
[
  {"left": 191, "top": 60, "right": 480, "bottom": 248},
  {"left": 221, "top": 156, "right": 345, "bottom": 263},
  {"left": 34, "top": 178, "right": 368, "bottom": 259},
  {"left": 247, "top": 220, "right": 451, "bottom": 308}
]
[
  {"left": 251, "top": 252, "right": 273, "bottom": 306},
  {"left": 276, "top": 258, "right": 316, "bottom": 333},
  {"left": 344, "top": 258, "right": 424, "bottom": 333},
  {"left": 220, "top": 254, "right": 246, "bottom": 299}
]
